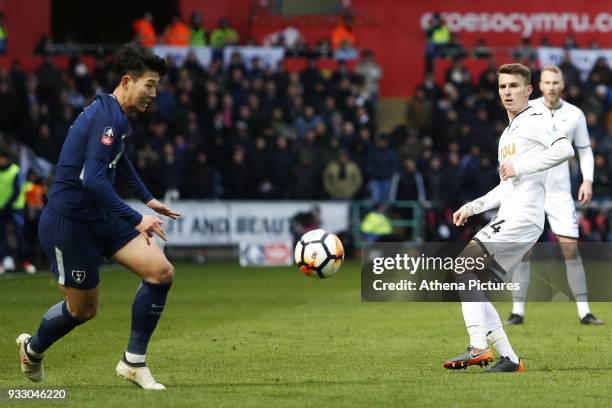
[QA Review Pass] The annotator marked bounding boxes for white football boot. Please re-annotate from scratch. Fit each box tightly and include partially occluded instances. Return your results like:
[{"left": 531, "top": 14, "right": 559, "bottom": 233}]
[
  {"left": 116, "top": 355, "right": 166, "bottom": 390},
  {"left": 16, "top": 333, "right": 44, "bottom": 382}
]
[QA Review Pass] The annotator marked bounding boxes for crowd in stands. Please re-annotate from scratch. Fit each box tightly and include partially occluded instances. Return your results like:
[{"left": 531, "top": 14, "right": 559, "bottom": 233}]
[
  {"left": 1, "top": 13, "right": 611, "bottom": 249},
  {"left": 0, "top": 47, "right": 384, "bottom": 204}
]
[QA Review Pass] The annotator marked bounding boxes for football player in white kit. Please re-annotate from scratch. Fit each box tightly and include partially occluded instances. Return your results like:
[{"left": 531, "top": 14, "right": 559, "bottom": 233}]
[
  {"left": 507, "top": 65, "right": 603, "bottom": 326},
  {"left": 443, "top": 63, "right": 574, "bottom": 373}
]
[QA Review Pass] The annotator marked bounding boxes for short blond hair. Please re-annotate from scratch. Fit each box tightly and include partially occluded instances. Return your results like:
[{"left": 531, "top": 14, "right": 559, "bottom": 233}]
[
  {"left": 541, "top": 65, "right": 565, "bottom": 81},
  {"left": 497, "top": 63, "right": 531, "bottom": 85}
]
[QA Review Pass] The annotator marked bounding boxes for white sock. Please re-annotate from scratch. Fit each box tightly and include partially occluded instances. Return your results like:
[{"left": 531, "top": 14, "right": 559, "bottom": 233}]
[
  {"left": 484, "top": 302, "right": 519, "bottom": 364},
  {"left": 511, "top": 261, "right": 530, "bottom": 316},
  {"left": 576, "top": 302, "right": 591, "bottom": 319},
  {"left": 461, "top": 301, "right": 487, "bottom": 349},
  {"left": 27, "top": 343, "right": 44, "bottom": 359},
  {"left": 511, "top": 301, "right": 525, "bottom": 317},
  {"left": 125, "top": 351, "right": 146, "bottom": 364},
  {"left": 565, "top": 257, "right": 590, "bottom": 318}
]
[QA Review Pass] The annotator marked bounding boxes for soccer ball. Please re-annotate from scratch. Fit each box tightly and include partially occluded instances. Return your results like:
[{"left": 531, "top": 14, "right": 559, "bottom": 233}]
[{"left": 294, "top": 229, "right": 344, "bottom": 278}]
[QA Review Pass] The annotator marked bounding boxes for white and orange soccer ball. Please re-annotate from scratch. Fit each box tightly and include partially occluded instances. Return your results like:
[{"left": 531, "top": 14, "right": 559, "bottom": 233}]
[{"left": 294, "top": 229, "right": 344, "bottom": 278}]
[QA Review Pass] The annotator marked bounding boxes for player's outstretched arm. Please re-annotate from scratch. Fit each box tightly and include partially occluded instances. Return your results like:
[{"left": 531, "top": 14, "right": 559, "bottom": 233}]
[
  {"left": 146, "top": 199, "right": 181, "bottom": 220},
  {"left": 512, "top": 137, "right": 574, "bottom": 178},
  {"left": 118, "top": 153, "right": 154, "bottom": 204},
  {"left": 454, "top": 180, "right": 509, "bottom": 226},
  {"left": 82, "top": 158, "right": 144, "bottom": 226},
  {"left": 118, "top": 154, "right": 180, "bottom": 219}
]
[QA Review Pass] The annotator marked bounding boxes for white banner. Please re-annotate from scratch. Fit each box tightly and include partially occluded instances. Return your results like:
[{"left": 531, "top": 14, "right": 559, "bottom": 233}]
[
  {"left": 128, "top": 200, "right": 349, "bottom": 246},
  {"left": 222, "top": 46, "right": 285, "bottom": 69},
  {"left": 151, "top": 46, "right": 213, "bottom": 67},
  {"left": 151, "top": 46, "right": 285, "bottom": 70},
  {"left": 537, "top": 47, "right": 612, "bottom": 81}
]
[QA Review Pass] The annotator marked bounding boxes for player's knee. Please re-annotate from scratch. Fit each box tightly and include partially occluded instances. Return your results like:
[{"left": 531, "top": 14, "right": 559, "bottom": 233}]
[
  {"left": 69, "top": 304, "right": 98, "bottom": 322},
  {"left": 562, "top": 247, "right": 579, "bottom": 261},
  {"left": 155, "top": 261, "right": 175, "bottom": 284},
  {"left": 559, "top": 242, "right": 579, "bottom": 260}
]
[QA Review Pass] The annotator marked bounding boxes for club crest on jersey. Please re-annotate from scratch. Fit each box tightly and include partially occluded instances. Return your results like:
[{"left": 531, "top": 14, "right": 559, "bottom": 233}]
[
  {"left": 101, "top": 126, "right": 115, "bottom": 146},
  {"left": 72, "top": 269, "right": 86, "bottom": 284}
]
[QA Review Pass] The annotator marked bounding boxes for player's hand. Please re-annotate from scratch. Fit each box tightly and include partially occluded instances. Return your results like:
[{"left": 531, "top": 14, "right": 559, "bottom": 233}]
[
  {"left": 146, "top": 199, "right": 181, "bottom": 220},
  {"left": 136, "top": 214, "right": 167, "bottom": 245},
  {"left": 499, "top": 162, "right": 517, "bottom": 180},
  {"left": 453, "top": 206, "right": 469, "bottom": 227},
  {"left": 578, "top": 180, "right": 593, "bottom": 205}
]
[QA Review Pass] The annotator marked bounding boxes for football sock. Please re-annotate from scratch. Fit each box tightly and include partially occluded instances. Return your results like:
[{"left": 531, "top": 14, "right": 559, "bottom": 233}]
[
  {"left": 125, "top": 351, "right": 146, "bottom": 364},
  {"left": 511, "top": 261, "right": 530, "bottom": 316},
  {"left": 28, "top": 301, "right": 83, "bottom": 355},
  {"left": 484, "top": 302, "right": 519, "bottom": 364},
  {"left": 127, "top": 281, "right": 172, "bottom": 356},
  {"left": 461, "top": 301, "right": 488, "bottom": 349},
  {"left": 457, "top": 274, "right": 488, "bottom": 349},
  {"left": 565, "top": 257, "right": 590, "bottom": 319}
]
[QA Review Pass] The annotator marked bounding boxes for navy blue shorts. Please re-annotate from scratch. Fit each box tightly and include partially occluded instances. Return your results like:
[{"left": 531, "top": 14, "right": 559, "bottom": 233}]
[{"left": 38, "top": 207, "right": 139, "bottom": 289}]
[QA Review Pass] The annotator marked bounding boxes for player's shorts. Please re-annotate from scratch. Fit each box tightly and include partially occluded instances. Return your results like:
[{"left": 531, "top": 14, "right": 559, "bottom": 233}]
[
  {"left": 544, "top": 191, "right": 579, "bottom": 239},
  {"left": 38, "top": 207, "right": 139, "bottom": 289},
  {"left": 473, "top": 217, "right": 542, "bottom": 283}
]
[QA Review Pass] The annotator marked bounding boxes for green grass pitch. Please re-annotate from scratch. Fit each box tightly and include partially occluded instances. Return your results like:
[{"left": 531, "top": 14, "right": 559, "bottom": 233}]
[{"left": 1, "top": 262, "right": 611, "bottom": 407}]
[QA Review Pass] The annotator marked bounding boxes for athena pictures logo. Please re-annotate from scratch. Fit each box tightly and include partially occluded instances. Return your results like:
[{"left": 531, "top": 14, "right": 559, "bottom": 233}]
[{"left": 71, "top": 270, "right": 86, "bottom": 284}]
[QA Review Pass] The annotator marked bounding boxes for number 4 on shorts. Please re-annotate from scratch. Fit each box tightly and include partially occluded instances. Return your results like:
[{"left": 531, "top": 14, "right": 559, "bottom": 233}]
[{"left": 489, "top": 219, "right": 505, "bottom": 234}]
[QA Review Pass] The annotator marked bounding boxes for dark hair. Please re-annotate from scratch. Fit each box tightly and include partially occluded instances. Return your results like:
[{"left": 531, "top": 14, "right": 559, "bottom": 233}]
[{"left": 113, "top": 43, "right": 167, "bottom": 81}]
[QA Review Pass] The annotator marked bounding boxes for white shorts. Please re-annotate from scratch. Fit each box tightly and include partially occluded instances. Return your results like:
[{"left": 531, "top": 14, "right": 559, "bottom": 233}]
[
  {"left": 544, "top": 192, "right": 579, "bottom": 239},
  {"left": 473, "top": 217, "right": 542, "bottom": 282}
]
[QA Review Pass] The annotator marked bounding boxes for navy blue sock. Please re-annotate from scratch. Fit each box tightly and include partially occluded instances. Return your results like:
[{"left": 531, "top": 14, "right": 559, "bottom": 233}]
[
  {"left": 127, "top": 281, "right": 172, "bottom": 355},
  {"left": 28, "top": 301, "right": 83, "bottom": 354}
]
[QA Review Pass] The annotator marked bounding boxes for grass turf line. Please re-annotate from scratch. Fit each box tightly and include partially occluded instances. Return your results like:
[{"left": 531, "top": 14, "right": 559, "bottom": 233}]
[{"left": 0, "top": 262, "right": 611, "bottom": 407}]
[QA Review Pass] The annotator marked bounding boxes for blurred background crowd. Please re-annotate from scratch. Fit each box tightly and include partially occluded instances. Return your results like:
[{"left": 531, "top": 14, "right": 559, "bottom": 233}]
[{"left": 1, "top": 2, "right": 612, "bottom": 271}]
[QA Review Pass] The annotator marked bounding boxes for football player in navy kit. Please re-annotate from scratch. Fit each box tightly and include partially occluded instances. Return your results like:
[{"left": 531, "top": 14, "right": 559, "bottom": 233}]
[{"left": 17, "top": 44, "right": 179, "bottom": 390}]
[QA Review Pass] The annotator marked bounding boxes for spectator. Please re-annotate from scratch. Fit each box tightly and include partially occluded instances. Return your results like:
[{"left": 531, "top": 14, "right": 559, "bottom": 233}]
[
  {"left": 223, "top": 147, "right": 252, "bottom": 198},
  {"left": 157, "top": 142, "right": 186, "bottom": 199},
  {"left": 189, "top": 11, "right": 207, "bottom": 47},
  {"left": 540, "top": 36, "right": 552, "bottom": 47},
  {"left": 558, "top": 52, "right": 581, "bottom": 89},
  {"left": 361, "top": 202, "right": 393, "bottom": 242},
  {"left": 268, "top": 137, "right": 292, "bottom": 198},
  {"left": 291, "top": 149, "right": 320, "bottom": 199},
  {"left": 472, "top": 38, "right": 491, "bottom": 59},
  {"left": 588, "top": 57, "right": 612, "bottom": 86},
  {"left": 0, "top": 147, "right": 36, "bottom": 274},
  {"left": 188, "top": 151, "right": 218, "bottom": 198},
  {"left": 512, "top": 37, "right": 537, "bottom": 62},
  {"left": 323, "top": 148, "right": 362, "bottom": 199},
  {"left": 424, "top": 12, "right": 450, "bottom": 73},
  {"left": 355, "top": 50, "right": 383, "bottom": 106},
  {"left": 563, "top": 33, "right": 579, "bottom": 50},
  {"left": 0, "top": 13, "right": 6, "bottom": 54},
  {"left": 592, "top": 153, "right": 611, "bottom": 200},
  {"left": 392, "top": 157, "right": 426, "bottom": 202},
  {"left": 365, "top": 135, "right": 399, "bottom": 202},
  {"left": 442, "top": 33, "right": 466, "bottom": 60},
  {"left": 406, "top": 87, "right": 433, "bottom": 134},
  {"left": 210, "top": 18, "right": 240, "bottom": 47},
  {"left": 331, "top": 14, "right": 356, "bottom": 50},
  {"left": 132, "top": 12, "right": 156, "bottom": 47},
  {"left": 163, "top": 15, "right": 190, "bottom": 46}
]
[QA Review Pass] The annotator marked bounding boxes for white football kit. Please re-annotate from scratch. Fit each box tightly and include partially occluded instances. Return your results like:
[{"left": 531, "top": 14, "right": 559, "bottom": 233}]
[
  {"left": 529, "top": 97, "right": 594, "bottom": 238},
  {"left": 464, "top": 105, "right": 574, "bottom": 279}
]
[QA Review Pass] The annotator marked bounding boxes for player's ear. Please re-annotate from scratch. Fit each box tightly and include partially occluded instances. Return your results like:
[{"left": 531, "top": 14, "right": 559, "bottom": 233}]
[
  {"left": 526, "top": 84, "right": 533, "bottom": 96},
  {"left": 120, "top": 74, "right": 133, "bottom": 90}
]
